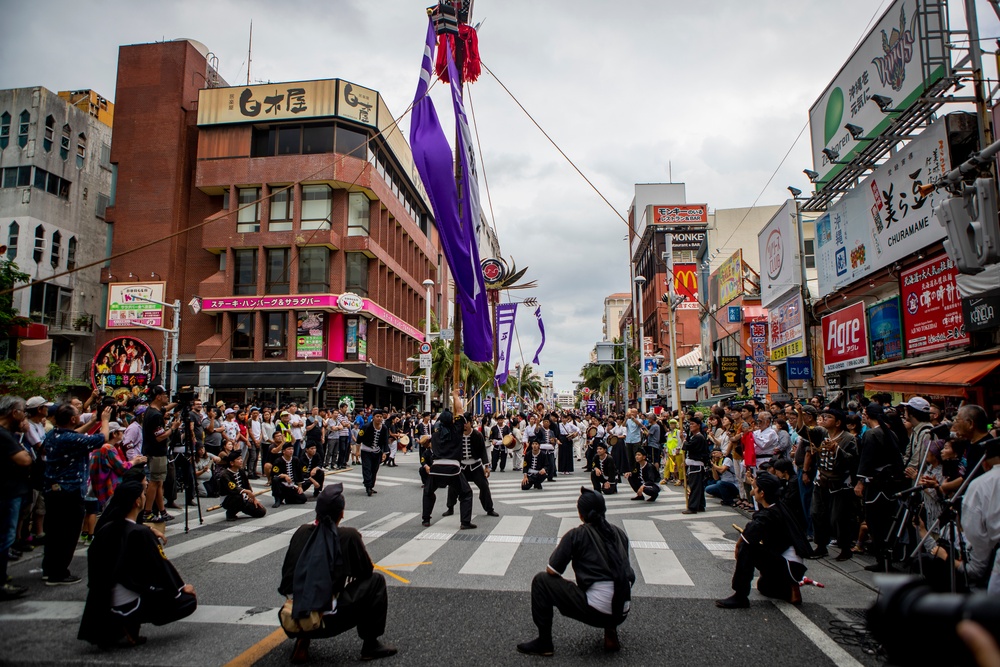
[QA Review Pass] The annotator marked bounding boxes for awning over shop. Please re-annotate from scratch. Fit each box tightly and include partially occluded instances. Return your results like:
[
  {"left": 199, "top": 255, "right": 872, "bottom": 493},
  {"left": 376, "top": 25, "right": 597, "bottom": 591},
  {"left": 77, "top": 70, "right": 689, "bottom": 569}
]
[{"left": 864, "top": 357, "right": 1000, "bottom": 398}]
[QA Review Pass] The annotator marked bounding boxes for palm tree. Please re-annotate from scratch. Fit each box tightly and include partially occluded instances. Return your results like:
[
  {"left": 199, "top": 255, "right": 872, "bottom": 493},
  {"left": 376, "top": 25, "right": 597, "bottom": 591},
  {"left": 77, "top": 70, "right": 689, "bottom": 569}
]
[{"left": 580, "top": 337, "right": 638, "bottom": 408}]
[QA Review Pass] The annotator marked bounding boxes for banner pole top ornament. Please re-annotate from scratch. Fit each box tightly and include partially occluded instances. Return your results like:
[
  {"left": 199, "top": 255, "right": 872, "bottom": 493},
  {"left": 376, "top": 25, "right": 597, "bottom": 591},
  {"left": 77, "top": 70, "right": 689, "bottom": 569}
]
[{"left": 428, "top": 1, "right": 480, "bottom": 84}]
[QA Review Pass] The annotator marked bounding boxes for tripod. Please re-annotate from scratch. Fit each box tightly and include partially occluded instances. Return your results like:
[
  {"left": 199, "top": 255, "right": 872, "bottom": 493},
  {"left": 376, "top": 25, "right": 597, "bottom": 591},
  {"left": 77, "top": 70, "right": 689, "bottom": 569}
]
[
  {"left": 178, "top": 402, "right": 203, "bottom": 533},
  {"left": 880, "top": 441, "right": 933, "bottom": 568}
]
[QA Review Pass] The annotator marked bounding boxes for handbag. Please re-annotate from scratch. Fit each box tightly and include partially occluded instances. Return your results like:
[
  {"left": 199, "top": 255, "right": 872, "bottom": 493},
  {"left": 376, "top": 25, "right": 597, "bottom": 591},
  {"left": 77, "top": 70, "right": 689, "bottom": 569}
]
[{"left": 278, "top": 598, "right": 324, "bottom": 635}]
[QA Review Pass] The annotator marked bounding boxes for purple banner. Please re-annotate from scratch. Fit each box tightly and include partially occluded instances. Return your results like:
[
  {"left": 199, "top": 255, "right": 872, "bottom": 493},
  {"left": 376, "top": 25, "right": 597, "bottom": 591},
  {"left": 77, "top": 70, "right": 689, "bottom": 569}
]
[
  {"left": 409, "top": 18, "right": 492, "bottom": 361},
  {"left": 532, "top": 306, "right": 546, "bottom": 365},
  {"left": 494, "top": 302, "right": 517, "bottom": 386}
]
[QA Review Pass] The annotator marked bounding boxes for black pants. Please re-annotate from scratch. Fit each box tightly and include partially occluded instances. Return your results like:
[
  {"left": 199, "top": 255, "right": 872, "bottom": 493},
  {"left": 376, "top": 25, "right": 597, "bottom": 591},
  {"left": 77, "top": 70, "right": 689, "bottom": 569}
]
[
  {"left": 245, "top": 446, "right": 259, "bottom": 477},
  {"left": 164, "top": 458, "right": 177, "bottom": 504},
  {"left": 732, "top": 541, "right": 806, "bottom": 600},
  {"left": 422, "top": 473, "right": 472, "bottom": 524},
  {"left": 530, "top": 572, "right": 624, "bottom": 639},
  {"left": 591, "top": 472, "right": 617, "bottom": 494},
  {"left": 290, "top": 573, "right": 389, "bottom": 642},
  {"left": 522, "top": 472, "right": 546, "bottom": 490},
  {"left": 273, "top": 485, "right": 307, "bottom": 505},
  {"left": 865, "top": 484, "right": 898, "bottom": 565},
  {"left": 584, "top": 444, "right": 597, "bottom": 471},
  {"left": 337, "top": 436, "right": 350, "bottom": 468},
  {"left": 627, "top": 475, "right": 659, "bottom": 500},
  {"left": 222, "top": 494, "right": 267, "bottom": 519},
  {"left": 686, "top": 467, "right": 706, "bottom": 511},
  {"left": 361, "top": 450, "right": 382, "bottom": 491},
  {"left": 302, "top": 470, "right": 325, "bottom": 494},
  {"left": 625, "top": 442, "right": 643, "bottom": 466},
  {"left": 491, "top": 446, "right": 508, "bottom": 472},
  {"left": 812, "top": 484, "right": 859, "bottom": 551},
  {"left": 42, "top": 490, "right": 85, "bottom": 580},
  {"left": 447, "top": 465, "right": 493, "bottom": 512}
]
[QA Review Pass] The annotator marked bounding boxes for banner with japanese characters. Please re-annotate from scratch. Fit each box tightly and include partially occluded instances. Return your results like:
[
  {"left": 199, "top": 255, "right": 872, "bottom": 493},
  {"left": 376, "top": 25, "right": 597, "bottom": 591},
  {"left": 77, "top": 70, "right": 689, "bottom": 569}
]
[
  {"left": 815, "top": 116, "right": 951, "bottom": 297},
  {"left": 900, "top": 254, "right": 969, "bottom": 356},
  {"left": 767, "top": 292, "right": 805, "bottom": 362},
  {"left": 295, "top": 312, "right": 325, "bottom": 359}
]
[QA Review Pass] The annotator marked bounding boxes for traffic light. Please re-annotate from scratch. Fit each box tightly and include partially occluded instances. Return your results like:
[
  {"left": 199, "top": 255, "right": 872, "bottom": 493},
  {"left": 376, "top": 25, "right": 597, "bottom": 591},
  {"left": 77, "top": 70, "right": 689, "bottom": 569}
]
[{"left": 934, "top": 178, "right": 1000, "bottom": 274}]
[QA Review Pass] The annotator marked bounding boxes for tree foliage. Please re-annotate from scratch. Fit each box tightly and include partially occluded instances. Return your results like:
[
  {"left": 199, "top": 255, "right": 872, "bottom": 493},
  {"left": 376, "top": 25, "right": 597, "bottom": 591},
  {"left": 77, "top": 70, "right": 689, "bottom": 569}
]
[
  {"left": 0, "top": 259, "right": 30, "bottom": 328},
  {"left": 0, "top": 360, "right": 87, "bottom": 399}
]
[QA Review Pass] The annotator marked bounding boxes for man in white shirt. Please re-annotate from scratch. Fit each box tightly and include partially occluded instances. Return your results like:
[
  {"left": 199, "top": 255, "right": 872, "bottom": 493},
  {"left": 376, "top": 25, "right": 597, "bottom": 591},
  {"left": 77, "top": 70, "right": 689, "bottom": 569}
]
[
  {"left": 753, "top": 412, "right": 778, "bottom": 468},
  {"left": 961, "top": 439, "right": 1000, "bottom": 595}
]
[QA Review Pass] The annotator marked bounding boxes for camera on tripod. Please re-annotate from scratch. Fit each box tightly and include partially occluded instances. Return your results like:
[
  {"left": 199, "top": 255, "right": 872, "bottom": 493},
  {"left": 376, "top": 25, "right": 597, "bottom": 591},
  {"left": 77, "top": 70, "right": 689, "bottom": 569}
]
[{"left": 173, "top": 386, "right": 197, "bottom": 410}]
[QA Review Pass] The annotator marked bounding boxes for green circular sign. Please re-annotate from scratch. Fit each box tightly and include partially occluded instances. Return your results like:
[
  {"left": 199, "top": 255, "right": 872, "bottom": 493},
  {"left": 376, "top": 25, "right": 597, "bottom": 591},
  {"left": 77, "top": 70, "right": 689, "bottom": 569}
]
[
  {"left": 824, "top": 87, "right": 844, "bottom": 146},
  {"left": 339, "top": 395, "right": 356, "bottom": 411}
]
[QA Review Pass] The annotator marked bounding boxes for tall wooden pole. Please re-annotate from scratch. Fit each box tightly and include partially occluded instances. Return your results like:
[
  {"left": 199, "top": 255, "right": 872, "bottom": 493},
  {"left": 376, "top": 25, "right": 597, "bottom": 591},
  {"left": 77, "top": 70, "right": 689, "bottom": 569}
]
[{"left": 451, "top": 11, "right": 466, "bottom": 407}]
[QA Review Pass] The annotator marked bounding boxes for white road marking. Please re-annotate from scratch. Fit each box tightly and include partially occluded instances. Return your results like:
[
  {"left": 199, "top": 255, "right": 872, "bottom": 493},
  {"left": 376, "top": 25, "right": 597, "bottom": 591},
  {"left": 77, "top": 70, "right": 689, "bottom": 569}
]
[
  {"left": 377, "top": 514, "right": 466, "bottom": 572},
  {"left": 773, "top": 601, "right": 864, "bottom": 667},
  {"left": 459, "top": 515, "right": 533, "bottom": 576},
  {"left": 358, "top": 511, "right": 420, "bottom": 542},
  {"left": 623, "top": 519, "right": 694, "bottom": 586},
  {"left": 686, "top": 520, "right": 737, "bottom": 559},
  {"left": 210, "top": 510, "right": 365, "bottom": 564},
  {"left": 165, "top": 507, "right": 314, "bottom": 558}
]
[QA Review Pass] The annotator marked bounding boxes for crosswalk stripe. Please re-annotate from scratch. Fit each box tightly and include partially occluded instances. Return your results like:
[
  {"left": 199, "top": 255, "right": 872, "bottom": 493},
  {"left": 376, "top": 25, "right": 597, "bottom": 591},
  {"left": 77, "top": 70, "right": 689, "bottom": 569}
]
[
  {"left": 359, "top": 511, "right": 420, "bottom": 542},
  {"left": 686, "top": 520, "right": 737, "bottom": 559},
  {"left": 651, "top": 510, "right": 734, "bottom": 523},
  {"left": 514, "top": 497, "right": 688, "bottom": 513},
  {"left": 377, "top": 514, "right": 468, "bottom": 572},
  {"left": 165, "top": 507, "right": 314, "bottom": 559},
  {"left": 623, "top": 519, "right": 693, "bottom": 586},
  {"left": 547, "top": 501, "right": 689, "bottom": 519},
  {"left": 210, "top": 510, "right": 366, "bottom": 564},
  {"left": 459, "top": 515, "right": 533, "bottom": 576}
]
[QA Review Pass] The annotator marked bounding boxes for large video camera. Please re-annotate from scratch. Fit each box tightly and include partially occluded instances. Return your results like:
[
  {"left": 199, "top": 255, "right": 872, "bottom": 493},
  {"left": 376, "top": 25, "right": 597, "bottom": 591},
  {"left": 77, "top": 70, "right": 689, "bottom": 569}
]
[
  {"left": 173, "top": 386, "right": 197, "bottom": 411},
  {"left": 868, "top": 575, "right": 1000, "bottom": 665}
]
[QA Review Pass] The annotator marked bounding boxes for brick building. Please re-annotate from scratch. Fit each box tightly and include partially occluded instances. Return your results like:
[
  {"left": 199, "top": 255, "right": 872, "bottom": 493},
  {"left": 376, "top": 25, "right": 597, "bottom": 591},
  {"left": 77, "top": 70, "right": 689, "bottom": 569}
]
[{"left": 100, "top": 39, "right": 445, "bottom": 408}]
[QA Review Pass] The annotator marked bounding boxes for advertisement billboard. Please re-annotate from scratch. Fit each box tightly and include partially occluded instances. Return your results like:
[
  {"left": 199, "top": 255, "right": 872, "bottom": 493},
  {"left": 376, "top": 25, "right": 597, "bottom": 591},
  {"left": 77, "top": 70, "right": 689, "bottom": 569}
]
[
  {"left": 814, "top": 116, "right": 951, "bottom": 297},
  {"left": 91, "top": 336, "right": 157, "bottom": 397},
  {"left": 653, "top": 204, "right": 708, "bottom": 224},
  {"left": 867, "top": 296, "right": 903, "bottom": 365},
  {"left": 296, "top": 311, "right": 325, "bottom": 359},
  {"left": 718, "top": 250, "right": 743, "bottom": 307},
  {"left": 758, "top": 200, "right": 801, "bottom": 308},
  {"left": 719, "top": 355, "right": 741, "bottom": 390},
  {"left": 107, "top": 282, "right": 165, "bottom": 329},
  {"left": 822, "top": 301, "right": 870, "bottom": 373},
  {"left": 767, "top": 292, "right": 805, "bottom": 362},
  {"left": 672, "top": 263, "right": 699, "bottom": 310},
  {"left": 900, "top": 254, "right": 969, "bottom": 355},
  {"left": 808, "top": 0, "right": 947, "bottom": 184}
]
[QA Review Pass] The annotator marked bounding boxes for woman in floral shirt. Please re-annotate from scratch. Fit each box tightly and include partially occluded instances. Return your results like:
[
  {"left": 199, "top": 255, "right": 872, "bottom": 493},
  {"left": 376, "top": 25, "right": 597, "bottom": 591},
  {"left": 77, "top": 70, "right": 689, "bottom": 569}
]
[{"left": 89, "top": 423, "right": 146, "bottom": 507}]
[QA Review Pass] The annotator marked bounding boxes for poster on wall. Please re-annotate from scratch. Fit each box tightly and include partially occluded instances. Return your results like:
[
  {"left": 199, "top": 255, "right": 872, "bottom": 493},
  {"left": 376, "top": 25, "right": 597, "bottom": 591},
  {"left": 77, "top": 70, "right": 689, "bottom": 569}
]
[
  {"left": 91, "top": 336, "right": 157, "bottom": 399},
  {"left": 718, "top": 250, "right": 743, "bottom": 307},
  {"left": 867, "top": 297, "right": 903, "bottom": 365},
  {"left": 358, "top": 318, "right": 368, "bottom": 362},
  {"left": 719, "top": 355, "right": 741, "bottom": 390},
  {"left": 767, "top": 292, "right": 805, "bottom": 362},
  {"left": 107, "top": 282, "right": 165, "bottom": 329},
  {"left": 822, "top": 301, "right": 870, "bottom": 373},
  {"left": 346, "top": 318, "right": 358, "bottom": 356},
  {"left": 296, "top": 311, "right": 325, "bottom": 359},
  {"left": 900, "top": 254, "right": 969, "bottom": 356}
]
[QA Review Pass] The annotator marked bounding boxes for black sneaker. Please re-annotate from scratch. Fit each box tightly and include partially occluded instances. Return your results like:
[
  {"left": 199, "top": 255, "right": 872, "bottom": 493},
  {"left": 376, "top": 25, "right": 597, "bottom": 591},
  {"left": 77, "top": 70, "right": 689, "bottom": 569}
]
[
  {"left": 516, "top": 638, "right": 554, "bottom": 656},
  {"left": 160, "top": 511, "right": 175, "bottom": 522},
  {"left": 441, "top": 508, "right": 454, "bottom": 517},
  {"left": 459, "top": 523, "right": 477, "bottom": 530},
  {"left": 715, "top": 594, "right": 750, "bottom": 609},
  {"left": 45, "top": 574, "right": 83, "bottom": 587},
  {"left": 360, "top": 640, "right": 397, "bottom": 661},
  {"left": 486, "top": 510, "right": 500, "bottom": 517}
]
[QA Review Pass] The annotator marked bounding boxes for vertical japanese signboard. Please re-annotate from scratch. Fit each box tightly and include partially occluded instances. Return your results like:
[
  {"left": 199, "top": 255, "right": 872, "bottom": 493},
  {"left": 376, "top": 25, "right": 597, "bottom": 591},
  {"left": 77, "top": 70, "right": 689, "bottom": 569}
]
[
  {"left": 767, "top": 292, "right": 805, "bottom": 362},
  {"left": 748, "top": 321, "right": 769, "bottom": 396},
  {"left": 900, "top": 254, "right": 969, "bottom": 355}
]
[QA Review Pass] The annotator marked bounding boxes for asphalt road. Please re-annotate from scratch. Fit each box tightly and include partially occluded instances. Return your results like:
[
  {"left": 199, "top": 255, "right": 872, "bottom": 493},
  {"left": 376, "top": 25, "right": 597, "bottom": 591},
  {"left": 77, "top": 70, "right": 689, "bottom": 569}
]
[{"left": 0, "top": 452, "right": 884, "bottom": 666}]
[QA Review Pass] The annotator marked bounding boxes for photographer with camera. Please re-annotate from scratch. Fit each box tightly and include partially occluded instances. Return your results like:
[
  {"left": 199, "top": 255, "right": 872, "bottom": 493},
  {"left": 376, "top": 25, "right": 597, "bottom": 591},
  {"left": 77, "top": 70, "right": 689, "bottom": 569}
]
[
  {"left": 854, "top": 403, "right": 904, "bottom": 573},
  {"left": 141, "top": 387, "right": 178, "bottom": 524}
]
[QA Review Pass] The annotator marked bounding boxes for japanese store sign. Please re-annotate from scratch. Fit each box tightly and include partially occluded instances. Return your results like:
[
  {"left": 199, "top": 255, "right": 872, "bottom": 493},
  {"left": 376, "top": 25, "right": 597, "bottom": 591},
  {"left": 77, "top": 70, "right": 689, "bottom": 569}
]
[
  {"left": 91, "top": 336, "right": 157, "bottom": 397},
  {"left": 107, "top": 282, "right": 165, "bottom": 329},
  {"left": 718, "top": 250, "right": 743, "bottom": 307},
  {"left": 867, "top": 296, "right": 903, "bottom": 365},
  {"left": 197, "top": 79, "right": 378, "bottom": 128},
  {"left": 652, "top": 204, "right": 708, "bottom": 224},
  {"left": 767, "top": 292, "right": 805, "bottom": 362},
  {"left": 900, "top": 254, "right": 969, "bottom": 355},
  {"left": 814, "top": 116, "right": 951, "bottom": 297},
  {"left": 808, "top": 0, "right": 946, "bottom": 185},
  {"left": 757, "top": 200, "right": 800, "bottom": 308},
  {"left": 295, "top": 312, "right": 325, "bottom": 359},
  {"left": 822, "top": 301, "right": 870, "bottom": 373}
]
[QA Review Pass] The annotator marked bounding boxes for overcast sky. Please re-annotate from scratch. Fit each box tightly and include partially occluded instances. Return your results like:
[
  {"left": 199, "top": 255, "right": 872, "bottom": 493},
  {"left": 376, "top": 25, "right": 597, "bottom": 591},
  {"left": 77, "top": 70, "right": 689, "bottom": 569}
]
[{"left": 3, "top": 1, "right": 996, "bottom": 392}]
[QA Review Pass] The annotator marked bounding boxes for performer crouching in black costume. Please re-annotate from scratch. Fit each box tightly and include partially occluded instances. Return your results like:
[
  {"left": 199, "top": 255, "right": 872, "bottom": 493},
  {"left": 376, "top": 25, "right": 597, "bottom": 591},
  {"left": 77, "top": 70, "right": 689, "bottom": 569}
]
[
  {"left": 271, "top": 440, "right": 308, "bottom": 507},
  {"left": 716, "top": 472, "right": 811, "bottom": 608},
  {"left": 299, "top": 442, "right": 325, "bottom": 497},
  {"left": 219, "top": 450, "right": 266, "bottom": 521},
  {"left": 421, "top": 392, "right": 475, "bottom": 529},
  {"left": 590, "top": 441, "right": 618, "bottom": 495},
  {"left": 517, "top": 487, "right": 634, "bottom": 656},
  {"left": 279, "top": 483, "right": 396, "bottom": 663},
  {"left": 445, "top": 413, "right": 499, "bottom": 518}
]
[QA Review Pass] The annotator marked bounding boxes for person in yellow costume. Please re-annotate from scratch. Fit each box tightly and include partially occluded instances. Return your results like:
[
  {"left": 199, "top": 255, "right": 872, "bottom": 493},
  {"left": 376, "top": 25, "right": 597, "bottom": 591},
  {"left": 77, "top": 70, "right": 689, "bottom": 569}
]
[{"left": 663, "top": 418, "right": 685, "bottom": 486}]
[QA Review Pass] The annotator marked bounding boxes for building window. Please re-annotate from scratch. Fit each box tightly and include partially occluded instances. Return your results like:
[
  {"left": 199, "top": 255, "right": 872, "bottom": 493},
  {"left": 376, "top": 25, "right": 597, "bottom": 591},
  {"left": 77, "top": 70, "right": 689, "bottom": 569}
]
[
  {"left": 251, "top": 122, "right": 337, "bottom": 157},
  {"left": 302, "top": 123, "right": 334, "bottom": 154},
  {"left": 17, "top": 111, "right": 29, "bottom": 148},
  {"left": 96, "top": 192, "right": 109, "bottom": 218},
  {"left": 29, "top": 283, "right": 72, "bottom": 326},
  {"left": 60, "top": 124, "right": 70, "bottom": 160},
  {"left": 268, "top": 185, "right": 293, "bottom": 231},
  {"left": 0, "top": 112, "right": 9, "bottom": 149},
  {"left": 222, "top": 188, "right": 230, "bottom": 211},
  {"left": 266, "top": 247, "right": 290, "bottom": 294},
  {"left": 67, "top": 236, "right": 77, "bottom": 270},
  {"left": 76, "top": 133, "right": 87, "bottom": 168},
  {"left": 347, "top": 192, "right": 370, "bottom": 236},
  {"left": 100, "top": 142, "right": 111, "bottom": 169},
  {"left": 237, "top": 187, "right": 260, "bottom": 233},
  {"left": 33, "top": 225, "right": 45, "bottom": 264},
  {"left": 345, "top": 252, "right": 369, "bottom": 297},
  {"left": 264, "top": 312, "right": 287, "bottom": 358},
  {"left": 231, "top": 313, "right": 255, "bottom": 359},
  {"left": 804, "top": 239, "right": 816, "bottom": 269},
  {"left": 298, "top": 246, "right": 329, "bottom": 293},
  {"left": 335, "top": 125, "right": 367, "bottom": 159},
  {"left": 277, "top": 126, "right": 300, "bottom": 155},
  {"left": 43, "top": 116, "right": 54, "bottom": 152},
  {"left": 300, "top": 184, "right": 332, "bottom": 230},
  {"left": 233, "top": 248, "right": 258, "bottom": 295},
  {"left": 6, "top": 221, "right": 18, "bottom": 259},
  {"left": 2, "top": 166, "right": 31, "bottom": 188},
  {"left": 50, "top": 231, "right": 61, "bottom": 268},
  {"left": 32, "top": 168, "right": 71, "bottom": 200}
]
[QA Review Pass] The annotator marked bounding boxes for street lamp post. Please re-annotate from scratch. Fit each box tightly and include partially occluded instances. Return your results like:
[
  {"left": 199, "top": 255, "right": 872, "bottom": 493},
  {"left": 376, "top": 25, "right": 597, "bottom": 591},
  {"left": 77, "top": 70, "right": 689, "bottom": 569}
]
[
  {"left": 634, "top": 275, "right": 647, "bottom": 413},
  {"left": 132, "top": 295, "right": 182, "bottom": 397},
  {"left": 423, "top": 278, "right": 434, "bottom": 412}
]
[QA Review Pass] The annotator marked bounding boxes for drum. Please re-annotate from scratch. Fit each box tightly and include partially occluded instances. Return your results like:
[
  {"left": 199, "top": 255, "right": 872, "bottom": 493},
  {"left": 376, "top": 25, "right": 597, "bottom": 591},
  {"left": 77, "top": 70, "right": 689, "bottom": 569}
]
[
  {"left": 587, "top": 426, "right": 598, "bottom": 439},
  {"left": 397, "top": 435, "right": 410, "bottom": 446},
  {"left": 607, "top": 435, "right": 619, "bottom": 447},
  {"left": 418, "top": 435, "right": 432, "bottom": 446},
  {"left": 503, "top": 434, "right": 516, "bottom": 449}
]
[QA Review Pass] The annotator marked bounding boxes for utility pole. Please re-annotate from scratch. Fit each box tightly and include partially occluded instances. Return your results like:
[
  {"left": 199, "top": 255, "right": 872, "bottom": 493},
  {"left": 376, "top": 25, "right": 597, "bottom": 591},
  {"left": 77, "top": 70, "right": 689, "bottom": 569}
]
[
  {"left": 634, "top": 275, "right": 647, "bottom": 413},
  {"left": 664, "top": 235, "right": 681, "bottom": 414}
]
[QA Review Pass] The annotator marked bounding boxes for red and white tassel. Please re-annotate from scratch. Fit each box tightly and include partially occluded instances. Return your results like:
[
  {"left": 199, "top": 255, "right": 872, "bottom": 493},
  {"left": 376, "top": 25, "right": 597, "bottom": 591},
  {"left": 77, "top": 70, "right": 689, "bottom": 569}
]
[{"left": 435, "top": 25, "right": 480, "bottom": 84}]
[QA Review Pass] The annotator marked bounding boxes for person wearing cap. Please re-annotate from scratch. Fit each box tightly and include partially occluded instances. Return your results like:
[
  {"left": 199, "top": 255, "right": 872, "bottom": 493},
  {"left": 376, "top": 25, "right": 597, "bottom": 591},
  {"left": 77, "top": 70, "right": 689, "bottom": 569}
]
[
  {"left": 19, "top": 396, "right": 50, "bottom": 554},
  {"left": 279, "top": 483, "right": 397, "bottom": 662},
  {"left": 960, "top": 438, "right": 1000, "bottom": 594},
  {"left": 219, "top": 449, "right": 266, "bottom": 521},
  {"left": 88, "top": 422, "right": 146, "bottom": 509},
  {"left": 902, "top": 396, "right": 934, "bottom": 481},
  {"left": 140, "top": 386, "right": 177, "bottom": 524},
  {"left": 357, "top": 411, "right": 390, "bottom": 496},
  {"left": 517, "top": 487, "right": 634, "bottom": 656},
  {"left": 270, "top": 441, "right": 307, "bottom": 508},
  {"left": 716, "top": 472, "right": 811, "bottom": 609},
  {"left": 201, "top": 405, "right": 223, "bottom": 456},
  {"left": 811, "top": 407, "right": 859, "bottom": 561}
]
